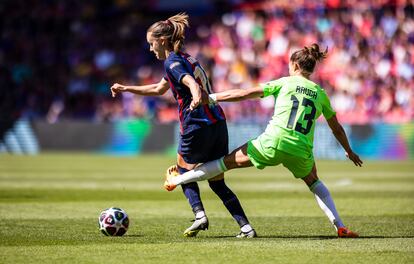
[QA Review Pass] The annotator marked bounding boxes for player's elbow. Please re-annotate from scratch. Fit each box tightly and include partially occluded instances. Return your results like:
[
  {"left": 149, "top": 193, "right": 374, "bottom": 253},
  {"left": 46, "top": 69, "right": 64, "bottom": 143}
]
[
  {"left": 330, "top": 128, "right": 341, "bottom": 137},
  {"left": 327, "top": 115, "right": 342, "bottom": 134},
  {"left": 330, "top": 123, "right": 344, "bottom": 136}
]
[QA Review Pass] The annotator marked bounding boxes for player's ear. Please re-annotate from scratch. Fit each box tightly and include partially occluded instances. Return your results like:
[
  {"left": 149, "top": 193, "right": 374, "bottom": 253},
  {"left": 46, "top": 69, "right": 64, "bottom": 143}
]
[
  {"left": 293, "top": 62, "right": 300, "bottom": 72},
  {"left": 159, "top": 36, "right": 167, "bottom": 46}
]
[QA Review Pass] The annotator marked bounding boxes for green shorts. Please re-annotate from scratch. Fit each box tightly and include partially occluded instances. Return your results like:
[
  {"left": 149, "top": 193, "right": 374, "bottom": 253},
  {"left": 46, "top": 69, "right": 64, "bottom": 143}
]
[{"left": 246, "top": 134, "right": 314, "bottom": 178}]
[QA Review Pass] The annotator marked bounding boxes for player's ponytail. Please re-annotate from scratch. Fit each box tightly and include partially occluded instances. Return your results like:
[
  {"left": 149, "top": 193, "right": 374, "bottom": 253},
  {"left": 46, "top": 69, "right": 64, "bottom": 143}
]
[
  {"left": 167, "top": 13, "right": 189, "bottom": 52},
  {"left": 147, "top": 12, "right": 189, "bottom": 53},
  {"left": 290, "top": 43, "right": 328, "bottom": 75}
]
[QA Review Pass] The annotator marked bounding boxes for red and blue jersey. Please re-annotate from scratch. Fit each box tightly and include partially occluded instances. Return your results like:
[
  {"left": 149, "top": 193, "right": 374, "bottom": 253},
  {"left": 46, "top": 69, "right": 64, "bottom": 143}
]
[{"left": 164, "top": 51, "right": 226, "bottom": 135}]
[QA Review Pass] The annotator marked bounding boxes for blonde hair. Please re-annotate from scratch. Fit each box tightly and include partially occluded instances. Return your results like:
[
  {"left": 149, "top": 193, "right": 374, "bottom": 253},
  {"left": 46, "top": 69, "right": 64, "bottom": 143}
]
[
  {"left": 290, "top": 43, "right": 328, "bottom": 74},
  {"left": 147, "top": 13, "right": 189, "bottom": 53}
]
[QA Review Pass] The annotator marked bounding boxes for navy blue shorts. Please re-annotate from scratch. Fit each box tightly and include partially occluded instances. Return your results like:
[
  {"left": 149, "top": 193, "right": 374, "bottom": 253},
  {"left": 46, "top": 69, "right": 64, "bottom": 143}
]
[{"left": 178, "top": 121, "right": 229, "bottom": 164}]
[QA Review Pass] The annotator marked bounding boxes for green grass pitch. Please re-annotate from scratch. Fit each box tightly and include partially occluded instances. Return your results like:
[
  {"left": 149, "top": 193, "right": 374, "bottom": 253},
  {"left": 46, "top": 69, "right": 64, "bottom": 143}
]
[{"left": 0, "top": 153, "right": 413, "bottom": 263}]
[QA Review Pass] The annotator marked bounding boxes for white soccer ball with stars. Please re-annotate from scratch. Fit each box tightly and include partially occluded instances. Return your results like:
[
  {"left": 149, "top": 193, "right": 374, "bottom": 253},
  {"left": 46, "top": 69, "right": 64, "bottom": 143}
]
[{"left": 98, "top": 207, "right": 130, "bottom": 236}]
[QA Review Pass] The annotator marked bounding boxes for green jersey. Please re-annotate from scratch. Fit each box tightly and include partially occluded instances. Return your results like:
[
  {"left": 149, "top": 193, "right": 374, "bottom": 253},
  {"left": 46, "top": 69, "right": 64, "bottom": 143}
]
[{"left": 260, "top": 76, "right": 336, "bottom": 158}]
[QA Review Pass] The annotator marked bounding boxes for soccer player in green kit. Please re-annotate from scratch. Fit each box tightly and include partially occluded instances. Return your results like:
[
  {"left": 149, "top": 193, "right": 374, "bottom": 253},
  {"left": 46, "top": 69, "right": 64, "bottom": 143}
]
[{"left": 164, "top": 43, "right": 363, "bottom": 238}]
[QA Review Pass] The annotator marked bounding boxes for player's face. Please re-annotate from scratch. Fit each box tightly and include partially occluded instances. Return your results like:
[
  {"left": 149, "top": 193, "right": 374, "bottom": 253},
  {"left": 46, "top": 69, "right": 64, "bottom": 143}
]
[{"left": 146, "top": 32, "right": 167, "bottom": 60}]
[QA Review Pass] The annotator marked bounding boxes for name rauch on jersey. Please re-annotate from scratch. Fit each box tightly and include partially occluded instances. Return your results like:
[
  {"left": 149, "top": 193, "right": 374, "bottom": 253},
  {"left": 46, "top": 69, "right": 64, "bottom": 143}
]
[{"left": 296, "top": 86, "right": 317, "bottom": 99}]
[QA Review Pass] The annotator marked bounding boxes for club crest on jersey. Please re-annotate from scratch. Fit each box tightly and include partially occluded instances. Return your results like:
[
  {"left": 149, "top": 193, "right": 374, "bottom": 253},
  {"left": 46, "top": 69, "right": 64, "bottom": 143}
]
[{"left": 169, "top": 62, "right": 180, "bottom": 69}]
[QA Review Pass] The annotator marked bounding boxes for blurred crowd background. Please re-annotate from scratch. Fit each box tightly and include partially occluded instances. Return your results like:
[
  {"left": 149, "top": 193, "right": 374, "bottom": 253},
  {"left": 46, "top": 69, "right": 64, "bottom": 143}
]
[{"left": 1, "top": 0, "right": 413, "bottom": 126}]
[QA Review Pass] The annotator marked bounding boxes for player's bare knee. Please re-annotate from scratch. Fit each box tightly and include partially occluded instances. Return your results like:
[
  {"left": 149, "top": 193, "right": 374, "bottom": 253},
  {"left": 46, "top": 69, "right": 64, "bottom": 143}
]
[{"left": 302, "top": 166, "right": 318, "bottom": 187}]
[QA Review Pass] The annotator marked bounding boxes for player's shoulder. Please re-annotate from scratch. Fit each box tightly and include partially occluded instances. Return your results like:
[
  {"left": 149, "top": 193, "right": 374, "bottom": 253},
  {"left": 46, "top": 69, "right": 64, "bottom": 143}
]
[
  {"left": 310, "top": 83, "right": 331, "bottom": 105},
  {"left": 164, "top": 52, "right": 185, "bottom": 69},
  {"left": 263, "top": 76, "right": 289, "bottom": 86},
  {"left": 295, "top": 77, "right": 325, "bottom": 93},
  {"left": 316, "top": 84, "right": 329, "bottom": 96},
  {"left": 303, "top": 79, "right": 330, "bottom": 100},
  {"left": 165, "top": 52, "right": 181, "bottom": 63}
]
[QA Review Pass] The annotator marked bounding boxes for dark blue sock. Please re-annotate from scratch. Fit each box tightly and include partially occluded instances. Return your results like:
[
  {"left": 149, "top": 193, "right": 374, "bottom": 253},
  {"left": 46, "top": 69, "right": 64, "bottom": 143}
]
[
  {"left": 178, "top": 166, "right": 204, "bottom": 214},
  {"left": 209, "top": 179, "right": 249, "bottom": 227}
]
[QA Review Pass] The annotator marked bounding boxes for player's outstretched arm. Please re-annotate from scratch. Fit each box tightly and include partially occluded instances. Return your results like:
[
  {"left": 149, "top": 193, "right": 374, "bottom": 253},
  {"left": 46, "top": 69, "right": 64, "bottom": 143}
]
[
  {"left": 209, "top": 86, "right": 264, "bottom": 103},
  {"left": 110, "top": 78, "right": 170, "bottom": 97},
  {"left": 327, "top": 115, "right": 363, "bottom": 167}
]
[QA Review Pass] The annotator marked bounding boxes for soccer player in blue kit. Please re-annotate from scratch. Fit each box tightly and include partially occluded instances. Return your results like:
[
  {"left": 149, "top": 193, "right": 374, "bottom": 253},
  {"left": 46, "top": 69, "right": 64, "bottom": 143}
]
[{"left": 110, "top": 13, "right": 256, "bottom": 238}]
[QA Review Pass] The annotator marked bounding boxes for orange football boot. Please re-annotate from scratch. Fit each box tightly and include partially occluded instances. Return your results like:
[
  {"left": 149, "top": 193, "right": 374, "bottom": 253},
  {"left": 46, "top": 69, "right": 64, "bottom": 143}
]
[
  {"left": 337, "top": 227, "right": 359, "bottom": 238},
  {"left": 164, "top": 165, "right": 178, "bottom": 191}
]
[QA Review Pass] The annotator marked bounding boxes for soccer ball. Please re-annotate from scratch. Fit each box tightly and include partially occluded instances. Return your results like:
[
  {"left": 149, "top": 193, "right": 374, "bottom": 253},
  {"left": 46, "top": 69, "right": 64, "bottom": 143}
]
[{"left": 98, "top": 207, "right": 130, "bottom": 236}]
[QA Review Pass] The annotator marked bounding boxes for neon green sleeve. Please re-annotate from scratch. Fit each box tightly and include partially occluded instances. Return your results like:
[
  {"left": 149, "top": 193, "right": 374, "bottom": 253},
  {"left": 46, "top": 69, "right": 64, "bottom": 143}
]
[
  {"left": 320, "top": 89, "right": 336, "bottom": 120},
  {"left": 260, "top": 77, "right": 286, "bottom": 97}
]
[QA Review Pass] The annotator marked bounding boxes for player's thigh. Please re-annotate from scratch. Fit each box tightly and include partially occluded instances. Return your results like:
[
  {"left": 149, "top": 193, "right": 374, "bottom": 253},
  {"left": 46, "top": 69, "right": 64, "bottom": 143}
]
[
  {"left": 206, "top": 121, "right": 229, "bottom": 161},
  {"left": 244, "top": 136, "right": 283, "bottom": 170},
  {"left": 282, "top": 152, "right": 315, "bottom": 179},
  {"left": 177, "top": 129, "right": 209, "bottom": 167},
  {"left": 178, "top": 122, "right": 228, "bottom": 165},
  {"left": 203, "top": 122, "right": 228, "bottom": 181},
  {"left": 224, "top": 143, "right": 253, "bottom": 170}
]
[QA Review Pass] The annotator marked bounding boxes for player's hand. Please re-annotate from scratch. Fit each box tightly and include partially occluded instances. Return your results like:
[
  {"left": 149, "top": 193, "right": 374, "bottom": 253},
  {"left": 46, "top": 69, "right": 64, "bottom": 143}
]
[
  {"left": 189, "top": 95, "right": 202, "bottom": 111},
  {"left": 110, "top": 83, "right": 126, "bottom": 98},
  {"left": 346, "top": 151, "right": 363, "bottom": 167}
]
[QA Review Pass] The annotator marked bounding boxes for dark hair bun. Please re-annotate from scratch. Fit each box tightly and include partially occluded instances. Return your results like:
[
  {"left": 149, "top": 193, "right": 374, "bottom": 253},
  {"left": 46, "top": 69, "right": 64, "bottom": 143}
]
[{"left": 305, "top": 43, "right": 328, "bottom": 61}]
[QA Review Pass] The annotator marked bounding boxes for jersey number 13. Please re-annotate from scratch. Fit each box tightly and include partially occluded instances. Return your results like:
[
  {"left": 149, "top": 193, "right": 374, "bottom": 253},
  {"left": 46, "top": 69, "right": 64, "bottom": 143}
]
[{"left": 287, "top": 95, "right": 316, "bottom": 135}]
